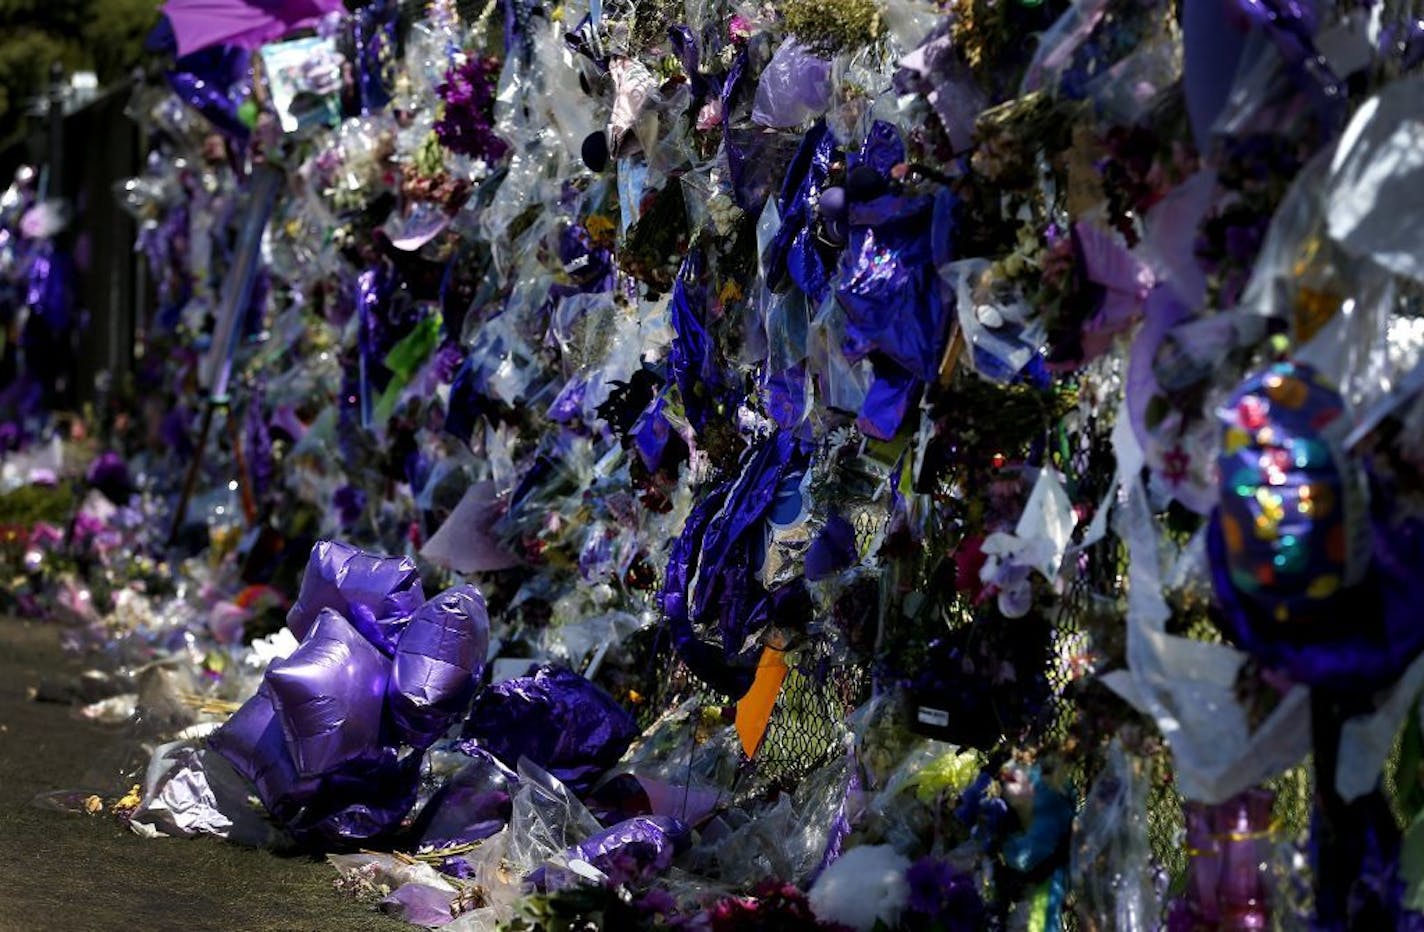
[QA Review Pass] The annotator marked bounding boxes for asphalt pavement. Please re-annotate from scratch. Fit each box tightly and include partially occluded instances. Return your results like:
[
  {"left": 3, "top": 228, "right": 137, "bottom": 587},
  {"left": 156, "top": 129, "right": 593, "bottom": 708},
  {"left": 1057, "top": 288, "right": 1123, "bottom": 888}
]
[{"left": 0, "top": 615, "right": 404, "bottom": 932}]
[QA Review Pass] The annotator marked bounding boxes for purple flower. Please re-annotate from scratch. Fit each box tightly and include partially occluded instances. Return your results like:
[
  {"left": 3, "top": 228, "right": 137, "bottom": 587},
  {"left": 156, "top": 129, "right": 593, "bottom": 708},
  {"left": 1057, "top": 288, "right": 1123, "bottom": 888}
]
[
  {"left": 334, "top": 485, "right": 367, "bottom": 528},
  {"left": 86, "top": 451, "right": 132, "bottom": 503},
  {"left": 434, "top": 56, "right": 508, "bottom": 164},
  {"left": 904, "top": 858, "right": 986, "bottom": 929}
]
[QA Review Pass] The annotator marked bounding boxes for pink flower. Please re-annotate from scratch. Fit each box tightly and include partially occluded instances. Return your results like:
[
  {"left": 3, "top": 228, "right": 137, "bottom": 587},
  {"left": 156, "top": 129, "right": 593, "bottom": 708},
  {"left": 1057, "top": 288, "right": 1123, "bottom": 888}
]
[
  {"left": 729, "top": 15, "right": 752, "bottom": 41},
  {"left": 696, "top": 98, "right": 724, "bottom": 130}
]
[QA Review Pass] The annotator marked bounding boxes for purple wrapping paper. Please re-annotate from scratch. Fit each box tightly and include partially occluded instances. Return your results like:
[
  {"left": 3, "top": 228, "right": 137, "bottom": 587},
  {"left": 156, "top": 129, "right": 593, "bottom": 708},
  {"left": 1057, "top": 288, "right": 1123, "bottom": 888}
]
[
  {"left": 380, "top": 883, "right": 455, "bottom": 926},
  {"left": 766, "top": 123, "right": 837, "bottom": 303},
  {"left": 459, "top": 665, "right": 638, "bottom": 794},
  {"left": 526, "top": 815, "right": 691, "bottom": 889},
  {"left": 287, "top": 539, "right": 424, "bottom": 654},
  {"left": 388, "top": 584, "right": 491, "bottom": 749},
  {"left": 166, "top": 44, "right": 252, "bottom": 138},
  {"left": 267, "top": 608, "right": 390, "bottom": 779},
  {"left": 836, "top": 126, "right": 956, "bottom": 384}
]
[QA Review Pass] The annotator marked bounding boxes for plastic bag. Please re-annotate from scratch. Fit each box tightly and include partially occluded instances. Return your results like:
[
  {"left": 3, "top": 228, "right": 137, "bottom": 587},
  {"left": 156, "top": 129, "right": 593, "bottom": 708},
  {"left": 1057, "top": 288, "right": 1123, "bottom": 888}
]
[
  {"left": 506, "top": 758, "right": 603, "bottom": 875},
  {"left": 1069, "top": 739, "right": 1160, "bottom": 930}
]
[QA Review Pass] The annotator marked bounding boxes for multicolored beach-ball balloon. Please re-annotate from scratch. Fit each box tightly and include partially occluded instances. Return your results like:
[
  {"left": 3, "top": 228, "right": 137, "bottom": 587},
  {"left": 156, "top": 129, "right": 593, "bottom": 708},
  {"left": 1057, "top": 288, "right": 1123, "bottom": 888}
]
[
  {"left": 1214, "top": 360, "right": 1367, "bottom": 623},
  {"left": 1207, "top": 361, "right": 1389, "bottom": 688}
]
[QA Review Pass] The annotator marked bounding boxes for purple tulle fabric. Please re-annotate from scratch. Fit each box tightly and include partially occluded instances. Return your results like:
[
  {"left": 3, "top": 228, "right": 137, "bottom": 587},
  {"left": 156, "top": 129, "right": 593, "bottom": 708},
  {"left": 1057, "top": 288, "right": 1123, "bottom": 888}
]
[
  {"left": 286, "top": 539, "right": 424, "bottom": 654},
  {"left": 388, "top": 584, "right": 490, "bottom": 749},
  {"left": 267, "top": 608, "right": 390, "bottom": 778},
  {"left": 459, "top": 665, "right": 638, "bottom": 794},
  {"left": 526, "top": 815, "right": 691, "bottom": 889}
]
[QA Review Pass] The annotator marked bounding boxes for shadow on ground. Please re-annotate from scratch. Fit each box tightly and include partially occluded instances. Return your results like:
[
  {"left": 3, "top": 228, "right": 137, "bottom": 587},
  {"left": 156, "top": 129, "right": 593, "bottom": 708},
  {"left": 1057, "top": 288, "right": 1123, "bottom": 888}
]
[{"left": 0, "top": 616, "right": 404, "bottom": 932}]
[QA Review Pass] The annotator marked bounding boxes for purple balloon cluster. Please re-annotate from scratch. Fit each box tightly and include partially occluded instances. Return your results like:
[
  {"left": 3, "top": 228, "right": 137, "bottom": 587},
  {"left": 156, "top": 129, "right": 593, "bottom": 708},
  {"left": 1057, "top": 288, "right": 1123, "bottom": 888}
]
[{"left": 210, "top": 541, "right": 490, "bottom": 847}]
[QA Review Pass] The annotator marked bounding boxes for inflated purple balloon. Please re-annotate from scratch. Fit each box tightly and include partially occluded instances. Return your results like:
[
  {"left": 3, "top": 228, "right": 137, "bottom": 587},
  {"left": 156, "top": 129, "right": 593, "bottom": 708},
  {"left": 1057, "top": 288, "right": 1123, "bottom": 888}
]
[
  {"left": 287, "top": 540, "right": 425, "bottom": 654},
  {"left": 459, "top": 665, "right": 638, "bottom": 794},
  {"left": 388, "top": 584, "right": 491, "bottom": 749},
  {"left": 267, "top": 608, "right": 390, "bottom": 779},
  {"left": 526, "top": 815, "right": 691, "bottom": 888},
  {"left": 208, "top": 683, "right": 319, "bottom": 824},
  {"left": 291, "top": 748, "right": 423, "bottom": 848},
  {"left": 412, "top": 747, "right": 516, "bottom": 849}
]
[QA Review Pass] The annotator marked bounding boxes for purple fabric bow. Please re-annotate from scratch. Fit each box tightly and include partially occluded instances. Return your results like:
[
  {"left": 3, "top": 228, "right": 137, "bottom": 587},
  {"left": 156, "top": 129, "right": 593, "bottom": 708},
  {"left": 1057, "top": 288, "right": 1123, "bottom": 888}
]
[
  {"left": 459, "top": 665, "right": 638, "bottom": 795},
  {"left": 387, "top": 584, "right": 491, "bottom": 749},
  {"left": 286, "top": 540, "right": 424, "bottom": 654}
]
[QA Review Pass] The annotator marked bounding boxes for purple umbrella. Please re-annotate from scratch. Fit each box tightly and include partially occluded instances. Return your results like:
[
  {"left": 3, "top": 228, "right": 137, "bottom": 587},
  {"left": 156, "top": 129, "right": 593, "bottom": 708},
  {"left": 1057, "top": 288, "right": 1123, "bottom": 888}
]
[{"left": 160, "top": 0, "right": 345, "bottom": 58}]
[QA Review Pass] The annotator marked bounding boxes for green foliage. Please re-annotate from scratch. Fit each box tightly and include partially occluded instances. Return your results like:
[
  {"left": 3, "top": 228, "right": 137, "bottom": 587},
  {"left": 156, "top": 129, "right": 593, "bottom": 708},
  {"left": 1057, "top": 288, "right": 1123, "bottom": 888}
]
[
  {"left": 83, "top": 0, "right": 161, "bottom": 85},
  {"left": 0, "top": 0, "right": 157, "bottom": 147},
  {"left": 0, "top": 481, "right": 76, "bottom": 527}
]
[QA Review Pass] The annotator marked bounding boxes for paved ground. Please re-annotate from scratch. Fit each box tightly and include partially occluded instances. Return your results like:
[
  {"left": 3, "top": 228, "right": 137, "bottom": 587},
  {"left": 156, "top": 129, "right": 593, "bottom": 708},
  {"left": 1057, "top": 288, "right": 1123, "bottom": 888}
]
[{"left": 0, "top": 616, "right": 404, "bottom": 932}]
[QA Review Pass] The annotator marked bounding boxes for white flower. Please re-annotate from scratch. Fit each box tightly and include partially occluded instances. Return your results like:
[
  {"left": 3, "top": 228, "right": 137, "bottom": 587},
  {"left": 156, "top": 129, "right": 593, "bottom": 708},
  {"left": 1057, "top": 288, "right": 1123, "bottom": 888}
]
[
  {"left": 244, "top": 628, "right": 300, "bottom": 671},
  {"left": 808, "top": 844, "right": 911, "bottom": 932}
]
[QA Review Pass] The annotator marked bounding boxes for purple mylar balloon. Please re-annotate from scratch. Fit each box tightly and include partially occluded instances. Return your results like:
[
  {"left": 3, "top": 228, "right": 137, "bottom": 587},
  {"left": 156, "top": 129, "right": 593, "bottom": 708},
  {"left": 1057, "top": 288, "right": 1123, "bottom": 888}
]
[
  {"left": 526, "top": 815, "right": 690, "bottom": 889},
  {"left": 267, "top": 608, "right": 390, "bottom": 779},
  {"left": 459, "top": 665, "right": 638, "bottom": 795},
  {"left": 290, "top": 748, "right": 423, "bottom": 849},
  {"left": 412, "top": 747, "right": 516, "bottom": 849},
  {"left": 388, "top": 584, "right": 491, "bottom": 749},
  {"left": 287, "top": 539, "right": 425, "bottom": 654},
  {"left": 208, "top": 683, "right": 319, "bottom": 825}
]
